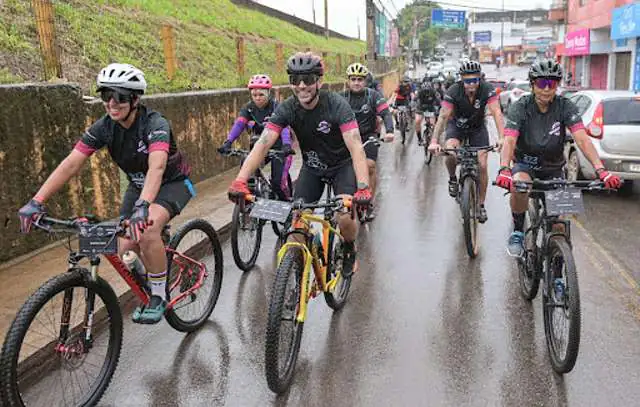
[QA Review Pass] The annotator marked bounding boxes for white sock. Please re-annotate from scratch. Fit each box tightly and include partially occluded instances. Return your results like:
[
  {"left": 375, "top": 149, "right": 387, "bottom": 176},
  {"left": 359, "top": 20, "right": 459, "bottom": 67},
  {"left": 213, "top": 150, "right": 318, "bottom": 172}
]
[{"left": 147, "top": 271, "right": 167, "bottom": 300}]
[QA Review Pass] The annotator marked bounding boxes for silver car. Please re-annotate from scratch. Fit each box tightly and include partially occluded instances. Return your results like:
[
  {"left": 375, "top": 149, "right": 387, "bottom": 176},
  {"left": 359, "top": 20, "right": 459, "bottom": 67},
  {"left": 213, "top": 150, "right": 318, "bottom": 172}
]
[
  {"left": 500, "top": 80, "right": 531, "bottom": 112},
  {"left": 565, "top": 90, "right": 640, "bottom": 194}
]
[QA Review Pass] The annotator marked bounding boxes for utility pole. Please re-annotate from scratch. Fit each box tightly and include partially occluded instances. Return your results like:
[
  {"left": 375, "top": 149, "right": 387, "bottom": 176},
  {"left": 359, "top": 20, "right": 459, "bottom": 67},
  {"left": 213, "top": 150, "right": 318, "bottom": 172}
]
[
  {"left": 358, "top": 19, "right": 361, "bottom": 40},
  {"left": 312, "top": 0, "right": 316, "bottom": 25},
  {"left": 324, "top": 0, "right": 329, "bottom": 39},
  {"left": 366, "top": 0, "right": 376, "bottom": 61}
]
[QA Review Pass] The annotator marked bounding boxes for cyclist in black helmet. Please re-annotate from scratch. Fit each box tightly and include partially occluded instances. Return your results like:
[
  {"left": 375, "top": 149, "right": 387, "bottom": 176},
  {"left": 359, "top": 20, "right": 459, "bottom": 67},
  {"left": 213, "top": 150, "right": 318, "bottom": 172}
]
[
  {"left": 227, "top": 52, "right": 371, "bottom": 277},
  {"left": 496, "top": 58, "right": 622, "bottom": 257},
  {"left": 429, "top": 60, "right": 505, "bottom": 224}
]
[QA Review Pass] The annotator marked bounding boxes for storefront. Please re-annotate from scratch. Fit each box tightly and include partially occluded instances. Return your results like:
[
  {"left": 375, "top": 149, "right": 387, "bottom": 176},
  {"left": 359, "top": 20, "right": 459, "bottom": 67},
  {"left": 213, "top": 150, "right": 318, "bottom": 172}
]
[
  {"left": 611, "top": 3, "right": 640, "bottom": 90},
  {"left": 564, "top": 29, "right": 590, "bottom": 86},
  {"left": 589, "top": 28, "right": 612, "bottom": 89}
]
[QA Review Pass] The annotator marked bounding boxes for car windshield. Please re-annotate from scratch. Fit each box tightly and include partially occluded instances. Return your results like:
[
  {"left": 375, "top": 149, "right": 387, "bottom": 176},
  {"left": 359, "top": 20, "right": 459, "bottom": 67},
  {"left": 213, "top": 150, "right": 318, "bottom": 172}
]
[
  {"left": 515, "top": 83, "right": 531, "bottom": 91},
  {"left": 603, "top": 98, "right": 640, "bottom": 125}
]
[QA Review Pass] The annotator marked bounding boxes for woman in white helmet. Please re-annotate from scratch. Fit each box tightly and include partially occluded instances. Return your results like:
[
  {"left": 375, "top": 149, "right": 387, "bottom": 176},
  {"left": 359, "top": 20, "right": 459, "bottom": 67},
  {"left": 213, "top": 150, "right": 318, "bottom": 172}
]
[{"left": 18, "top": 63, "right": 194, "bottom": 324}]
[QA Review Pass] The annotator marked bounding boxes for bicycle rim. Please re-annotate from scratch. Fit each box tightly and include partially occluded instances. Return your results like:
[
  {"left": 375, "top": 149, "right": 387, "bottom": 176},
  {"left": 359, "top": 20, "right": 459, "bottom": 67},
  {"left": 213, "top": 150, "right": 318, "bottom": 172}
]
[
  {"left": 165, "top": 219, "right": 224, "bottom": 333},
  {"left": 265, "top": 247, "right": 304, "bottom": 394},
  {"left": 231, "top": 203, "right": 263, "bottom": 271},
  {"left": 0, "top": 270, "right": 123, "bottom": 407},
  {"left": 519, "top": 202, "right": 541, "bottom": 300},
  {"left": 324, "top": 232, "right": 352, "bottom": 310},
  {"left": 461, "top": 177, "right": 478, "bottom": 258},
  {"left": 543, "top": 237, "right": 581, "bottom": 374}
]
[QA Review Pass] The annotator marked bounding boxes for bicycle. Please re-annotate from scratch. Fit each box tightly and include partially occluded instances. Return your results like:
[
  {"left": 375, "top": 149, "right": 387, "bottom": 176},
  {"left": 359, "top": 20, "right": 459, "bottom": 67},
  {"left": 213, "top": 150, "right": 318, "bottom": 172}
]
[
  {"left": 420, "top": 110, "right": 436, "bottom": 165},
  {"left": 220, "top": 148, "right": 293, "bottom": 271},
  {"left": 396, "top": 105, "right": 410, "bottom": 145},
  {"left": 248, "top": 182, "right": 354, "bottom": 394},
  {"left": 443, "top": 144, "right": 494, "bottom": 258},
  {"left": 0, "top": 215, "right": 223, "bottom": 406},
  {"left": 502, "top": 178, "right": 607, "bottom": 374},
  {"left": 356, "top": 136, "right": 382, "bottom": 224}
]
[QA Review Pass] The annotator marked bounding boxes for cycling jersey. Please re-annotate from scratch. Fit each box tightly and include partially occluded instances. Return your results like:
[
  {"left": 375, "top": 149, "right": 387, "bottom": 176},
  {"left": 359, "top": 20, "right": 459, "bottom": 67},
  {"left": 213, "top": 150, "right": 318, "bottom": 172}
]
[
  {"left": 75, "top": 105, "right": 189, "bottom": 188},
  {"left": 339, "top": 88, "right": 392, "bottom": 137},
  {"left": 228, "top": 99, "right": 290, "bottom": 148},
  {"left": 442, "top": 81, "right": 497, "bottom": 130},
  {"left": 505, "top": 94, "right": 584, "bottom": 170},
  {"left": 417, "top": 87, "right": 440, "bottom": 112},
  {"left": 394, "top": 84, "right": 413, "bottom": 101},
  {"left": 267, "top": 90, "right": 358, "bottom": 172}
]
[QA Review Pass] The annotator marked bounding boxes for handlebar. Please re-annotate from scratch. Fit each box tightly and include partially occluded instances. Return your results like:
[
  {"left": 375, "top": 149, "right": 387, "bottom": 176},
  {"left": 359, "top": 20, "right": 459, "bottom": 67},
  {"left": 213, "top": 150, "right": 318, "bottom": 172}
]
[
  {"left": 245, "top": 194, "right": 352, "bottom": 212},
  {"left": 442, "top": 145, "right": 496, "bottom": 154},
  {"left": 221, "top": 148, "right": 295, "bottom": 161},
  {"left": 33, "top": 215, "right": 128, "bottom": 235},
  {"left": 492, "top": 179, "right": 609, "bottom": 193}
]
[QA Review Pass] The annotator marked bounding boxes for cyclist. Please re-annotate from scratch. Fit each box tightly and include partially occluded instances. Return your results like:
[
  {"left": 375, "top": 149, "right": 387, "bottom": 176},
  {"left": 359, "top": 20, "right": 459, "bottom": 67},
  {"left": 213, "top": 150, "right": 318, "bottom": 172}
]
[
  {"left": 218, "top": 74, "right": 293, "bottom": 200},
  {"left": 433, "top": 77, "right": 445, "bottom": 102},
  {"left": 444, "top": 72, "right": 456, "bottom": 90},
  {"left": 388, "top": 75, "right": 415, "bottom": 131},
  {"left": 339, "top": 63, "right": 394, "bottom": 220},
  {"left": 415, "top": 80, "right": 440, "bottom": 146},
  {"left": 227, "top": 52, "right": 371, "bottom": 276},
  {"left": 18, "top": 63, "right": 194, "bottom": 324},
  {"left": 366, "top": 71, "right": 383, "bottom": 93},
  {"left": 495, "top": 59, "right": 622, "bottom": 257},
  {"left": 428, "top": 60, "right": 504, "bottom": 224}
]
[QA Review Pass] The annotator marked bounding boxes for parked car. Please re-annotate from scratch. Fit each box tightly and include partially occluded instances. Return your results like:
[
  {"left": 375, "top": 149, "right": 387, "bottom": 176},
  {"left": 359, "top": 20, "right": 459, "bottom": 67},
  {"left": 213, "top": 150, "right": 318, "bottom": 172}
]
[
  {"left": 564, "top": 90, "right": 640, "bottom": 194},
  {"left": 485, "top": 78, "right": 507, "bottom": 95},
  {"left": 500, "top": 80, "right": 531, "bottom": 111},
  {"left": 426, "top": 61, "right": 443, "bottom": 77},
  {"left": 556, "top": 85, "right": 586, "bottom": 98}
]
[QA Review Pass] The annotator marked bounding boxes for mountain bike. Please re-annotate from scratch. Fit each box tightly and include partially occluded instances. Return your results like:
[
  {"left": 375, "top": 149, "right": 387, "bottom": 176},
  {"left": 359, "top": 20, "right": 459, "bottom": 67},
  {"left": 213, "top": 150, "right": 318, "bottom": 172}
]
[
  {"left": 0, "top": 215, "right": 223, "bottom": 406},
  {"left": 505, "top": 178, "right": 608, "bottom": 374},
  {"left": 396, "top": 105, "right": 410, "bottom": 145},
  {"left": 249, "top": 182, "right": 354, "bottom": 394},
  {"left": 443, "top": 144, "right": 494, "bottom": 258},
  {"left": 421, "top": 111, "right": 435, "bottom": 165},
  {"left": 221, "top": 148, "right": 293, "bottom": 271}
]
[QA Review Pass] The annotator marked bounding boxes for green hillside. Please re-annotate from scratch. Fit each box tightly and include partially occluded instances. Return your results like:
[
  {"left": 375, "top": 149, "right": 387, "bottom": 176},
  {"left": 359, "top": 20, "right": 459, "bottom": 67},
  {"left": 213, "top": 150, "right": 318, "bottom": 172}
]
[{"left": 0, "top": 0, "right": 366, "bottom": 93}]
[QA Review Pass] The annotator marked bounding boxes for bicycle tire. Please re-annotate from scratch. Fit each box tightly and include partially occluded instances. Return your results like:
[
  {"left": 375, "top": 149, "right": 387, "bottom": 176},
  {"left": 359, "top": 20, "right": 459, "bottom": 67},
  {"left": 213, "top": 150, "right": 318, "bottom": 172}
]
[
  {"left": 270, "top": 174, "right": 293, "bottom": 237},
  {"left": 519, "top": 200, "right": 541, "bottom": 300},
  {"left": 231, "top": 202, "right": 263, "bottom": 271},
  {"left": 324, "top": 230, "right": 352, "bottom": 310},
  {"left": 423, "top": 126, "right": 433, "bottom": 165},
  {"left": 461, "top": 177, "right": 479, "bottom": 258},
  {"left": 400, "top": 115, "right": 406, "bottom": 144},
  {"left": 543, "top": 236, "right": 581, "bottom": 374},
  {"left": 0, "top": 269, "right": 123, "bottom": 407},
  {"left": 165, "top": 219, "right": 224, "bottom": 333},
  {"left": 265, "top": 246, "right": 304, "bottom": 394}
]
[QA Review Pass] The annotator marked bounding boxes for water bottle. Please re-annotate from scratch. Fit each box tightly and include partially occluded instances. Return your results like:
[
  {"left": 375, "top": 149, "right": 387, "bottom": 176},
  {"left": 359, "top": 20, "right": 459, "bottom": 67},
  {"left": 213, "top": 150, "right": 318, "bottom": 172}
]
[{"left": 122, "top": 251, "right": 147, "bottom": 288}]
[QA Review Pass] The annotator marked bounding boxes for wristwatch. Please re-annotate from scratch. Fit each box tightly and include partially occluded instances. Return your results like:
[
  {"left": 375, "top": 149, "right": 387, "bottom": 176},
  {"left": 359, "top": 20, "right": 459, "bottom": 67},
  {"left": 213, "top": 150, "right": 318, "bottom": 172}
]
[
  {"left": 357, "top": 182, "right": 369, "bottom": 190},
  {"left": 134, "top": 199, "right": 150, "bottom": 208}
]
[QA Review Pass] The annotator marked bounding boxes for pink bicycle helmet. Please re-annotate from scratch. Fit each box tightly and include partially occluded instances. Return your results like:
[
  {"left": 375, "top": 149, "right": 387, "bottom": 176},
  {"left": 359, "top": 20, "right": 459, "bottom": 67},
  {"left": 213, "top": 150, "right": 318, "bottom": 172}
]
[{"left": 248, "top": 74, "right": 273, "bottom": 89}]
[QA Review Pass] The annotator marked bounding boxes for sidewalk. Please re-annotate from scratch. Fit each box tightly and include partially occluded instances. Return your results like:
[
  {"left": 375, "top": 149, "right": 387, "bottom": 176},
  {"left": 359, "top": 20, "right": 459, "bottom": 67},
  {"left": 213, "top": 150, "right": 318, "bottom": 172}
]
[{"left": 0, "top": 158, "right": 300, "bottom": 340}]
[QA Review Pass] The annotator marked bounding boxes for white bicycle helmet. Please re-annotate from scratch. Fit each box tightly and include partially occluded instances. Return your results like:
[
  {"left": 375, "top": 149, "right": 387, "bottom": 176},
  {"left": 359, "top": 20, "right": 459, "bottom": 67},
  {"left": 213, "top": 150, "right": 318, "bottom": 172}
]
[{"left": 96, "top": 63, "right": 147, "bottom": 93}]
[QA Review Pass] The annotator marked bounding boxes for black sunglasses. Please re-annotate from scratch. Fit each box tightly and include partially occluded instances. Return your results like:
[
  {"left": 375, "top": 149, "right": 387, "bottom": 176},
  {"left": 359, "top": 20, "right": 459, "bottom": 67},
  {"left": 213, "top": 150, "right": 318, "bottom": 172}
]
[
  {"left": 99, "top": 89, "right": 135, "bottom": 103},
  {"left": 289, "top": 73, "right": 319, "bottom": 86}
]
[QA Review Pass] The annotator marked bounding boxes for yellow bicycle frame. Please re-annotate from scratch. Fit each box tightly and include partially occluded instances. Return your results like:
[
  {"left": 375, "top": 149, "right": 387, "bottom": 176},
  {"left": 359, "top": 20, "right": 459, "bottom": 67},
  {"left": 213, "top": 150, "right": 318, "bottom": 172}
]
[{"left": 275, "top": 212, "right": 343, "bottom": 323}]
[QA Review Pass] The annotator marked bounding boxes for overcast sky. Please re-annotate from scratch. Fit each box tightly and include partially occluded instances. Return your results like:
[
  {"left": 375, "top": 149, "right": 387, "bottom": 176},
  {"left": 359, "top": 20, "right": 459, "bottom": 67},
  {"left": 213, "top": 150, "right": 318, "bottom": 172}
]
[{"left": 255, "top": 0, "right": 553, "bottom": 39}]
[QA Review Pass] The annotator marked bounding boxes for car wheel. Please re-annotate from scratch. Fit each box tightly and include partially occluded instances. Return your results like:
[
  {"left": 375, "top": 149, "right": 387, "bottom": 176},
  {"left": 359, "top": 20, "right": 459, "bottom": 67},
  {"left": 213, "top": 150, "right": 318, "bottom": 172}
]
[{"left": 566, "top": 149, "right": 582, "bottom": 182}]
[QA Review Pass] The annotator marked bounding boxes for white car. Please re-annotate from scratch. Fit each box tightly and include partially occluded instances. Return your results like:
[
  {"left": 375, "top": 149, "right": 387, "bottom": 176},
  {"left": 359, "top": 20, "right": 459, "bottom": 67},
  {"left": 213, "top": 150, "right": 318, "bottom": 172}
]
[
  {"left": 564, "top": 90, "right": 640, "bottom": 195},
  {"left": 426, "top": 62, "right": 443, "bottom": 73},
  {"left": 500, "top": 80, "right": 531, "bottom": 112}
]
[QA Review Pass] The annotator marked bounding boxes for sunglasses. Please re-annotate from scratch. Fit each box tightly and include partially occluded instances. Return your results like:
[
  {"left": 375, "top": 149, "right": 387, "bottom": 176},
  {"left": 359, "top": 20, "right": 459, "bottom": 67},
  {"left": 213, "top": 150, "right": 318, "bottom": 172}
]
[
  {"left": 289, "top": 73, "right": 319, "bottom": 86},
  {"left": 534, "top": 78, "right": 559, "bottom": 89},
  {"left": 100, "top": 89, "right": 135, "bottom": 103},
  {"left": 463, "top": 77, "right": 480, "bottom": 84}
]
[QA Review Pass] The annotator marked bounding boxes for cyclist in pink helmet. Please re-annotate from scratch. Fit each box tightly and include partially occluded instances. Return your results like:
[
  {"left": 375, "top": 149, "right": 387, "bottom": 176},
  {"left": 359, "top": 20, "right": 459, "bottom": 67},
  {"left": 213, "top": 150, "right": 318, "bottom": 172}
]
[{"left": 218, "top": 74, "right": 293, "bottom": 200}]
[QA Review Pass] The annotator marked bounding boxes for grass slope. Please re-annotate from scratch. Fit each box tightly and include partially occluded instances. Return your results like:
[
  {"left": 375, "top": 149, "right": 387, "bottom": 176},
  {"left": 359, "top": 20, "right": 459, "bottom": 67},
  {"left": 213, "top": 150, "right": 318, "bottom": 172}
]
[{"left": 0, "top": 0, "right": 365, "bottom": 93}]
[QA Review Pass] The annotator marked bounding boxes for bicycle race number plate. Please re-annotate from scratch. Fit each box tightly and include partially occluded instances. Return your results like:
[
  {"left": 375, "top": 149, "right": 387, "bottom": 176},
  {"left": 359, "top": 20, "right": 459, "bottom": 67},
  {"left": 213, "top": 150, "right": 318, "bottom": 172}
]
[
  {"left": 544, "top": 188, "right": 585, "bottom": 216},
  {"left": 250, "top": 199, "right": 293, "bottom": 223},
  {"left": 78, "top": 222, "right": 119, "bottom": 255}
]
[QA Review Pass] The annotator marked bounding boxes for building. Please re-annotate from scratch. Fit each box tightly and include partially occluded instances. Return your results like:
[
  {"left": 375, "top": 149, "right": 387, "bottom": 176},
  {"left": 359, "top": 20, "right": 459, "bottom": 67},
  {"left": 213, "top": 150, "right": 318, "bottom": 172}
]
[
  {"left": 470, "top": 9, "right": 550, "bottom": 25},
  {"left": 554, "top": 0, "right": 636, "bottom": 90}
]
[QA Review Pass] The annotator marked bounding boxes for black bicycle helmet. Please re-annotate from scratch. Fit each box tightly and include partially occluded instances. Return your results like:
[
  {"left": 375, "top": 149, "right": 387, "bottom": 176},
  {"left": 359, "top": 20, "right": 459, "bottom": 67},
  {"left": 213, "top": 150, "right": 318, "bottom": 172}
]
[
  {"left": 528, "top": 58, "right": 563, "bottom": 80},
  {"left": 459, "top": 60, "right": 482, "bottom": 75},
  {"left": 286, "top": 52, "right": 324, "bottom": 76}
]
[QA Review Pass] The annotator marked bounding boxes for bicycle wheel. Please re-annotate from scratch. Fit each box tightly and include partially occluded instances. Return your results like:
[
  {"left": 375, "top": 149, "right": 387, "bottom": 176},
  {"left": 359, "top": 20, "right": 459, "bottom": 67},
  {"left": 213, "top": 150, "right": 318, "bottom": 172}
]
[
  {"left": 461, "top": 177, "right": 479, "bottom": 258},
  {"left": 423, "top": 126, "right": 433, "bottom": 165},
  {"left": 265, "top": 246, "right": 304, "bottom": 394},
  {"left": 519, "top": 200, "right": 541, "bottom": 300},
  {"left": 324, "top": 230, "right": 352, "bottom": 310},
  {"left": 543, "top": 236, "right": 581, "bottom": 374},
  {"left": 400, "top": 115, "right": 406, "bottom": 144},
  {"left": 165, "top": 219, "right": 224, "bottom": 333},
  {"left": 0, "top": 269, "right": 123, "bottom": 407},
  {"left": 231, "top": 202, "right": 263, "bottom": 271}
]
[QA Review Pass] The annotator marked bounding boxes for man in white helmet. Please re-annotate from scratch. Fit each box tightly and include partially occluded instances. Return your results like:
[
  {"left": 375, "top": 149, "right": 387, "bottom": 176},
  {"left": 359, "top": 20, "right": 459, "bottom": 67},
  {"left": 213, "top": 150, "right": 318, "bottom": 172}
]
[{"left": 18, "top": 63, "right": 194, "bottom": 324}]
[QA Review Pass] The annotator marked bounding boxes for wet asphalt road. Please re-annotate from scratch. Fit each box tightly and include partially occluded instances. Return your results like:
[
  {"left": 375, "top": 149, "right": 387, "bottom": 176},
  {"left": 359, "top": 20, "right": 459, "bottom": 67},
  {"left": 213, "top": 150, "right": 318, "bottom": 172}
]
[{"left": 93, "top": 126, "right": 640, "bottom": 406}]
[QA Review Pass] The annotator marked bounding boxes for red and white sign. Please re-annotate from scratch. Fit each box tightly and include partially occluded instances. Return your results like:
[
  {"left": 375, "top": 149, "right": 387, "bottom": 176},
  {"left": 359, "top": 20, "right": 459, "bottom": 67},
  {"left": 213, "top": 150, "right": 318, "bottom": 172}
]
[{"left": 564, "top": 29, "right": 590, "bottom": 56}]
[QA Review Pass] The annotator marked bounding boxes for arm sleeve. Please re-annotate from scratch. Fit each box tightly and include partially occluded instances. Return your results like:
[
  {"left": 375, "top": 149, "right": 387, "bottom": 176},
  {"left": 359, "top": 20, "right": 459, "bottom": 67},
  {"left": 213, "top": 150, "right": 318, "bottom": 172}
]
[
  {"left": 226, "top": 106, "right": 250, "bottom": 142},
  {"left": 374, "top": 91, "right": 393, "bottom": 133},
  {"left": 147, "top": 116, "right": 172, "bottom": 153},
  {"left": 442, "top": 88, "right": 456, "bottom": 110},
  {"left": 74, "top": 120, "right": 106, "bottom": 156},
  {"left": 504, "top": 100, "right": 525, "bottom": 138},
  {"left": 563, "top": 99, "right": 585, "bottom": 133},
  {"left": 266, "top": 99, "right": 293, "bottom": 135}
]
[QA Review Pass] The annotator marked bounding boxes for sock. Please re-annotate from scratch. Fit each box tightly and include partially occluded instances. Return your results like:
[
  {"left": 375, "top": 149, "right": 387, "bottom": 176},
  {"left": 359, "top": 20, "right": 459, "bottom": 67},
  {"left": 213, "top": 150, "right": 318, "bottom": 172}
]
[
  {"left": 148, "top": 271, "right": 167, "bottom": 300},
  {"left": 513, "top": 212, "right": 525, "bottom": 232}
]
